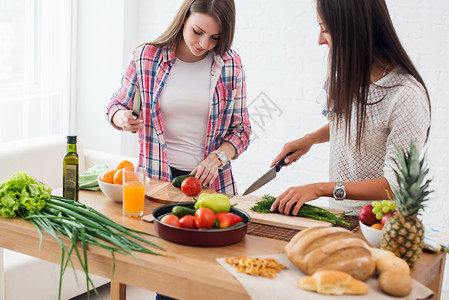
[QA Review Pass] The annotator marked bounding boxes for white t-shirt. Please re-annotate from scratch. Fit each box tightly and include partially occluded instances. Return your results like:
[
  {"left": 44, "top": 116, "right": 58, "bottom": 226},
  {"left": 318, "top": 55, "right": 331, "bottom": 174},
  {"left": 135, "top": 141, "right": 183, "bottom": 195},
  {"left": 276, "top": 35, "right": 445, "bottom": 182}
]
[{"left": 159, "top": 51, "right": 213, "bottom": 171}]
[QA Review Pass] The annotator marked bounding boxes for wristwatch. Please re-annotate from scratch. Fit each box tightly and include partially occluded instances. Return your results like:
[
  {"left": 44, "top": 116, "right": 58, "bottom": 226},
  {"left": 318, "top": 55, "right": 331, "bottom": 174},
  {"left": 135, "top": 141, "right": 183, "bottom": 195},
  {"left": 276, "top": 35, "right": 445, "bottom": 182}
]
[
  {"left": 211, "top": 149, "right": 228, "bottom": 169},
  {"left": 333, "top": 181, "right": 346, "bottom": 201}
]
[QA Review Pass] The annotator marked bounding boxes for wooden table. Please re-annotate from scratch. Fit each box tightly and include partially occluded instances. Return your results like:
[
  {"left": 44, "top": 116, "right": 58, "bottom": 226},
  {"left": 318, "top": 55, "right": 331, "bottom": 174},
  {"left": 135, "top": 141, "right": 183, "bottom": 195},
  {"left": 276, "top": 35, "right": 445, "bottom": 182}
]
[{"left": 0, "top": 189, "right": 446, "bottom": 300}]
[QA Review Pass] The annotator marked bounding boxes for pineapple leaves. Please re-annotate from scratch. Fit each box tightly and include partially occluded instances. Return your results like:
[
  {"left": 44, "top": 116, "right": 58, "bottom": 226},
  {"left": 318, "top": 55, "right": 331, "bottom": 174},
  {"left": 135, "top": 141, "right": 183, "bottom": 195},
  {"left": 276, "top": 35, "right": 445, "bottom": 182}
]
[{"left": 391, "top": 139, "right": 433, "bottom": 217}]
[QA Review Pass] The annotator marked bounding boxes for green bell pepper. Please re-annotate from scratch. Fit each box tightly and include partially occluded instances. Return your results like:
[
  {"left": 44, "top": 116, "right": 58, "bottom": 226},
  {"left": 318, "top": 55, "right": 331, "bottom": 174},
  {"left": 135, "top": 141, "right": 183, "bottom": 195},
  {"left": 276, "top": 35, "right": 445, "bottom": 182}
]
[{"left": 194, "top": 193, "right": 231, "bottom": 214}]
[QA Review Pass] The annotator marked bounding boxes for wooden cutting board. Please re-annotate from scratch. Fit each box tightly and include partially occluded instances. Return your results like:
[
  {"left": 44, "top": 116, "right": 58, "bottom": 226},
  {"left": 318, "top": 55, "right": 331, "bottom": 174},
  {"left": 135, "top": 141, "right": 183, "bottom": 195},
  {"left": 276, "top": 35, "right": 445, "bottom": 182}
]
[
  {"left": 145, "top": 179, "right": 216, "bottom": 204},
  {"left": 230, "top": 195, "right": 345, "bottom": 230}
]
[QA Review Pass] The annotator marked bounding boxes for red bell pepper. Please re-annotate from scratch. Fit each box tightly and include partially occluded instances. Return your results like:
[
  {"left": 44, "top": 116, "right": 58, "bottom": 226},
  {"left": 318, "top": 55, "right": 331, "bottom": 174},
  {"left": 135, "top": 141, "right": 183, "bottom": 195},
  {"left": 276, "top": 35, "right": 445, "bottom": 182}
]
[{"left": 215, "top": 212, "right": 243, "bottom": 229}]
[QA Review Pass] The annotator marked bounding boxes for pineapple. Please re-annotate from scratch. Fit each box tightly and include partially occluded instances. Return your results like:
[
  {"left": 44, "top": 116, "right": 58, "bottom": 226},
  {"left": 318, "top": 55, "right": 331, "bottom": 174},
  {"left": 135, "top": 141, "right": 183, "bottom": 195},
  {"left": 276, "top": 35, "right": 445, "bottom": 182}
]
[{"left": 380, "top": 139, "right": 432, "bottom": 267}]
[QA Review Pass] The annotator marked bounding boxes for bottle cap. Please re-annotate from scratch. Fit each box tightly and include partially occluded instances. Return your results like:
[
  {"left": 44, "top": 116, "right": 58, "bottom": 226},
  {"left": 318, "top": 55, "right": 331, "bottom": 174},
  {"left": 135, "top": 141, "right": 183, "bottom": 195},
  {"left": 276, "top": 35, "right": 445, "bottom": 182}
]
[{"left": 67, "top": 135, "right": 77, "bottom": 144}]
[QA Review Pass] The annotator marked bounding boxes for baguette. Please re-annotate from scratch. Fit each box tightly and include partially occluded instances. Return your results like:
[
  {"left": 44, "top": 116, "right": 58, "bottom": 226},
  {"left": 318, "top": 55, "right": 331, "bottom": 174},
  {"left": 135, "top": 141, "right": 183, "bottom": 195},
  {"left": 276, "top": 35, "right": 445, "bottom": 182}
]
[{"left": 298, "top": 270, "right": 369, "bottom": 295}]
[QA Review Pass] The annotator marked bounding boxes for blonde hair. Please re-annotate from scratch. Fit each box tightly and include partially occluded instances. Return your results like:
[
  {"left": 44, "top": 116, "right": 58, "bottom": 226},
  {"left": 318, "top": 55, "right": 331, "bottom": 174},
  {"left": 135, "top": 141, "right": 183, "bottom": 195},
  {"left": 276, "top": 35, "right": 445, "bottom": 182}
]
[{"left": 149, "top": 0, "right": 235, "bottom": 54}]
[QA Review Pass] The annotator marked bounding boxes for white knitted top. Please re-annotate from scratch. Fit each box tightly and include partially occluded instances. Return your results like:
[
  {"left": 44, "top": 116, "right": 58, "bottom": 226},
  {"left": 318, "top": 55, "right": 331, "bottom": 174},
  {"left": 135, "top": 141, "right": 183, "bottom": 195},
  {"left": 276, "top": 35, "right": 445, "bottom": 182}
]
[{"left": 325, "top": 67, "right": 431, "bottom": 215}]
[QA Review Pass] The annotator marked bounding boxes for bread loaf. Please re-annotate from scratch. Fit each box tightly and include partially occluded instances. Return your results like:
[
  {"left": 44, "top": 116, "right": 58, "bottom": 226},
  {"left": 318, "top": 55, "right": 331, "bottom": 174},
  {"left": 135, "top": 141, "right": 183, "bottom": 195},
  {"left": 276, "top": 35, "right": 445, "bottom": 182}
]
[
  {"left": 285, "top": 226, "right": 375, "bottom": 281},
  {"left": 297, "top": 270, "right": 369, "bottom": 295}
]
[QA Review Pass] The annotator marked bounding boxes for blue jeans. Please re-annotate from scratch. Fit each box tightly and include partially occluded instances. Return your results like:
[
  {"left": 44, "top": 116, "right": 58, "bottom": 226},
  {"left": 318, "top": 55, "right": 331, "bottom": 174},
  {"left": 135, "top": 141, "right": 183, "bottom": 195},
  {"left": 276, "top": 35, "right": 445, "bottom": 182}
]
[
  {"left": 156, "top": 294, "right": 176, "bottom": 300},
  {"left": 170, "top": 167, "right": 190, "bottom": 179}
]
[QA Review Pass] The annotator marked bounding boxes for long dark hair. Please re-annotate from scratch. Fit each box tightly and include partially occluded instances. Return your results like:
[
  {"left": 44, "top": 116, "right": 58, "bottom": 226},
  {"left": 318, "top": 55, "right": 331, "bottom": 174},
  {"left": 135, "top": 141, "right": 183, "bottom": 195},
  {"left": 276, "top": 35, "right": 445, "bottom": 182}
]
[
  {"left": 316, "top": 0, "right": 430, "bottom": 148},
  {"left": 149, "top": 0, "right": 236, "bottom": 55}
]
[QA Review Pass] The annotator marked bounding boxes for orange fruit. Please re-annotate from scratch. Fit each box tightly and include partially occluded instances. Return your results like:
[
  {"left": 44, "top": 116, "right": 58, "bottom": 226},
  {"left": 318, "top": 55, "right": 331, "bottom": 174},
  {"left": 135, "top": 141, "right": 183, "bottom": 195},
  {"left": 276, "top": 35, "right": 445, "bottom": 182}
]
[
  {"left": 113, "top": 167, "right": 135, "bottom": 185},
  {"left": 99, "top": 170, "right": 116, "bottom": 184},
  {"left": 113, "top": 169, "right": 125, "bottom": 185},
  {"left": 371, "top": 223, "right": 383, "bottom": 230},
  {"left": 114, "top": 160, "right": 134, "bottom": 171}
]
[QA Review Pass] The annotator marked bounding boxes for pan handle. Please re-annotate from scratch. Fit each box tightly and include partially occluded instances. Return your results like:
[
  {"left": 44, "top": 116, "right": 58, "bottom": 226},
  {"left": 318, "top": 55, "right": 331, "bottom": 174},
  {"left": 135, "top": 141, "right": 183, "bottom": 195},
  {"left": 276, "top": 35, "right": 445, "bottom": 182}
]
[{"left": 275, "top": 151, "right": 294, "bottom": 172}]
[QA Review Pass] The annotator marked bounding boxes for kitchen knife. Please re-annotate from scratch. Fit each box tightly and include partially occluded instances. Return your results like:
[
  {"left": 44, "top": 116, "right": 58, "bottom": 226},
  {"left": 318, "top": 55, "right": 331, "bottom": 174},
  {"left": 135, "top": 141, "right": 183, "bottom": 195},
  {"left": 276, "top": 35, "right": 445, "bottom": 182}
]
[
  {"left": 131, "top": 86, "right": 141, "bottom": 133},
  {"left": 242, "top": 151, "right": 294, "bottom": 196},
  {"left": 132, "top": 86, "right": 141, "bottom": 118}
]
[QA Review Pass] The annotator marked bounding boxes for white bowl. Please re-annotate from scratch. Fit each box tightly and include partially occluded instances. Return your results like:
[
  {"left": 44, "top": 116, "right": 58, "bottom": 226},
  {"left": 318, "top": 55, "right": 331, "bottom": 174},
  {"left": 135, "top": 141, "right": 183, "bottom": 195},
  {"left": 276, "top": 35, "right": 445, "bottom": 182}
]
[
  {"left": 359, "top": 221, "right": 383, "bottom": 247},
  {"left": 97, "top": 176, "right": 151, "bottom": 203},
  {"left": 97, "top": 177, "right": 123, "bottom": 203}
]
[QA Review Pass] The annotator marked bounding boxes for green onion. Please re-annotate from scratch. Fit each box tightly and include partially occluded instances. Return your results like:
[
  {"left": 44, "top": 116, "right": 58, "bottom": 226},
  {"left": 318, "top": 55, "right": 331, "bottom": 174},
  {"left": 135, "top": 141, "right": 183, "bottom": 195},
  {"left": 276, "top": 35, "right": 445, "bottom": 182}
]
[
  {"left": 251, "top": 194, "right": 350, "bottom": 226},
  {"left": 12, "top": 194, "right": 165, "bottom": 300}
]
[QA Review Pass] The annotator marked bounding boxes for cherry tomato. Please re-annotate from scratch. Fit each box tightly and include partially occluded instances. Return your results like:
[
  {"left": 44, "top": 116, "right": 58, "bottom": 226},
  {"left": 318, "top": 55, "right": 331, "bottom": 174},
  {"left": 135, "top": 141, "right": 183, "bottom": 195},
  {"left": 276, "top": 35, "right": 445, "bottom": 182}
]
[
  {"left": 160, "top": 214, "right": 181, "bottom": 227},
  {"left": 181, "top": 177, "right": 202, "bottom": 196},
  {"left": 194, "top": 207, "right": 215, "bottom": 229},
  {"left": 179, "top": 215, "right": 197, "bottom": 229}
]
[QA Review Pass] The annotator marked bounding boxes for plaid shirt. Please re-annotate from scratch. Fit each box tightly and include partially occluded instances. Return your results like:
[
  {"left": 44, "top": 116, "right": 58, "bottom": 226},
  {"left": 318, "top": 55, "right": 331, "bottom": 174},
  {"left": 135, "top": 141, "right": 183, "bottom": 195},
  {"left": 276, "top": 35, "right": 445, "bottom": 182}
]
[{"left": 107, "top": 45, "right": 251, "bottom": 194}]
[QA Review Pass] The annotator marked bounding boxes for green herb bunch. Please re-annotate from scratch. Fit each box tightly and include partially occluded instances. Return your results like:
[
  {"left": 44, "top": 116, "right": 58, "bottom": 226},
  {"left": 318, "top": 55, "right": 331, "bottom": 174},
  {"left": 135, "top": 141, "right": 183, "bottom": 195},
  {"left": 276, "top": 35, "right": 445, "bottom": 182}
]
[{"left": 251, "top": 195, "right": 349, "bottom": 226}]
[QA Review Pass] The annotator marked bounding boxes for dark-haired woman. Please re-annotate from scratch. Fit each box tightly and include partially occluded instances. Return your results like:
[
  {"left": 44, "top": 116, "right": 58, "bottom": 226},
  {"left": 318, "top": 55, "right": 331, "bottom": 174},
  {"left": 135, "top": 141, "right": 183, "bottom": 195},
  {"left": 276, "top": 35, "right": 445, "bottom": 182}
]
[
  {"left": 270, "top": 0, "right": 431, "bottom": 216},
  {"left": 107, "top": 0, "right": 251, "bottom": 195}
]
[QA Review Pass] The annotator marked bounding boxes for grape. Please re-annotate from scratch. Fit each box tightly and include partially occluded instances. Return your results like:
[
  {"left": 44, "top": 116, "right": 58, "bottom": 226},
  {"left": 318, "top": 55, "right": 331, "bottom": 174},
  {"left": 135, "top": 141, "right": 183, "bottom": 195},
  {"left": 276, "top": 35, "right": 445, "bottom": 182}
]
[
  {"left": 371, "top": 200, "right": 395, "bottom": 220},
  {"left": 372, "top": 201, "right": 381, "bottom": 208},
  {"left": 376, "top": 212, "right": 383, "bottom": 220},
  {"left": 389, "top": 202, "right": 396, "bottom": 211}
]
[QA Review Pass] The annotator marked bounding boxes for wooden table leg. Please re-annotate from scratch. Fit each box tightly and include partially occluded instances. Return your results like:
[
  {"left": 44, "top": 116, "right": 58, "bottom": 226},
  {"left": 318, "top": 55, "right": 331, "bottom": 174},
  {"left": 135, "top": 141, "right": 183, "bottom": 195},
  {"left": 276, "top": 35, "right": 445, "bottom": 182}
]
[
  {"left": 427, "top": 253, "right": 446, "bottom": 300},
  {"left": 110, "top": 281, "right": 126, "bottom": 300}
]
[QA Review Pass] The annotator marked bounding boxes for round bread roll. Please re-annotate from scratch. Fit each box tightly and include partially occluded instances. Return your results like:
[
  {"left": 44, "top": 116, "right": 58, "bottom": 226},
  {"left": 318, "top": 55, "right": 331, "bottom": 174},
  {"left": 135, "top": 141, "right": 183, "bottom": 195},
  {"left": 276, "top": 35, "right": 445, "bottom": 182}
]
[
  {"left": 378, "top": 270, "right": 413, "bottom": 297},
  {"left": 285, "top": 226, "right": 375, "bottom": 281}
]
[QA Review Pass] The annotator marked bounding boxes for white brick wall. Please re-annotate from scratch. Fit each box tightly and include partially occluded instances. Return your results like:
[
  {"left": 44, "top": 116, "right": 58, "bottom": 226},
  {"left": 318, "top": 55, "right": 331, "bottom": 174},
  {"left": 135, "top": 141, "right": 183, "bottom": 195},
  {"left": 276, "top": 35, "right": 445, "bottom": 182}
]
[{"left": 134, "top": 0, "right": 449, "bottom": 290}]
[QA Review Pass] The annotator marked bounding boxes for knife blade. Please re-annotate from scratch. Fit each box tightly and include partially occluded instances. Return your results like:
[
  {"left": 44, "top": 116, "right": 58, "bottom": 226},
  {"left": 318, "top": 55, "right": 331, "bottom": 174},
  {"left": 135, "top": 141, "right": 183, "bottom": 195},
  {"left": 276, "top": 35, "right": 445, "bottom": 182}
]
[
  {"left": 242, "top": 151, "right": 293, "bottom": 196},
  {"left": 132, "top": 86, "right": 141, "bottom": 118}
]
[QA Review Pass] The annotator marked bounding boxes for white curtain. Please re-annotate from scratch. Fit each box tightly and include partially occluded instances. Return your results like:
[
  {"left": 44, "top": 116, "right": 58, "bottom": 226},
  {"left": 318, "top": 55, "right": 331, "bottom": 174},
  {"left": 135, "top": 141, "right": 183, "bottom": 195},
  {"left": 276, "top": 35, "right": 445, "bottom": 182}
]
[{"left": 0, "top": 0, "right": 74, "bottom": 143}]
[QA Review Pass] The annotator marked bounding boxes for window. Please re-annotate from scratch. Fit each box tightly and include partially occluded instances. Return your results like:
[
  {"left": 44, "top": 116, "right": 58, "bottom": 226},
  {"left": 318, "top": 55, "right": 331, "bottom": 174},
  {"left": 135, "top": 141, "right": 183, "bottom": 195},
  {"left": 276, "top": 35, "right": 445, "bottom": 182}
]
[{"left": 0, "top": 0, "right": 74, "bottom": 143}]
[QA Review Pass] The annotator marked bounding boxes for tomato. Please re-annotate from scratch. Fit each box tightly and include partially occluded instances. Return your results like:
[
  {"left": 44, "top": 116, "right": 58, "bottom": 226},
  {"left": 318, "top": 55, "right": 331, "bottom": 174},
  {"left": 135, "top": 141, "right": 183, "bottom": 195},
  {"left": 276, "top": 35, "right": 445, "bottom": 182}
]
[
  {"left": 181, "top": 177, "right": 202, "bottom": 196},
  {"left": 215, "top": 212, "right": 243, "bottom": 228},
  {"left": 161, "top": 214, "right": 181, "bottom": 227},
  {"left": 114, "top": 160, "right": 134, "bottom": 171},
  {"left": 194, "top": 207, "right": 215, "bottom": 229},
  {"left": 99, "top": 170, "right": 116, "bottom": 184},
  {"left": 179, "top": 215, "right": 197, "bottom": 229}
]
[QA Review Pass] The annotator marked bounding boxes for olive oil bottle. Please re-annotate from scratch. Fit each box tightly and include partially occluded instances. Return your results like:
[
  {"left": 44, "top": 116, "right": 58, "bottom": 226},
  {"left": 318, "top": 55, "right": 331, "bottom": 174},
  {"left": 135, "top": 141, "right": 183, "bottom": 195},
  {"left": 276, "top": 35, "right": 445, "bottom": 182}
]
[{"left": 63, "top": 135, "right": 79, "bottom": 201}]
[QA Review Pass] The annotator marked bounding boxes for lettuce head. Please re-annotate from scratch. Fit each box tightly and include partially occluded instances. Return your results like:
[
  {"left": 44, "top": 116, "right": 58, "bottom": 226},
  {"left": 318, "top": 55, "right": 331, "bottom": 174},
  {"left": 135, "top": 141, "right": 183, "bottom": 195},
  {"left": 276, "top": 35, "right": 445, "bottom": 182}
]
[{"left": 0, "top": 172, "right": 51, "bottom": 218}]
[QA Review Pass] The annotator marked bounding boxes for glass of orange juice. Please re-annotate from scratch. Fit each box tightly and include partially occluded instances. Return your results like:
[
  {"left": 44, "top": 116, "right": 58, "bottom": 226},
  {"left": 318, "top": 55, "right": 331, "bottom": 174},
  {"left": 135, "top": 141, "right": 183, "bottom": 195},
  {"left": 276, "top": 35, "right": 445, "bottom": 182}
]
[{"left": 122, "top": 167, "right": 147, "bottom": 217}]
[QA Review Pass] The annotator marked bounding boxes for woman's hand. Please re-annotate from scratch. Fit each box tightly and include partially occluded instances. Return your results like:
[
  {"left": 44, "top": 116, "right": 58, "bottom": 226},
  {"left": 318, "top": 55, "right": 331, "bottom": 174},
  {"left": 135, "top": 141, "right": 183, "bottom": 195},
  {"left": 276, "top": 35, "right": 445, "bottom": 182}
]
[
  {"left": 270, "top": 183, "right": 321, "bottom": 215},
  {"left": 112, "top": 109, "right": 143, "bottom": 132},
  {"left": 270, "top": 124, "right": 330, "bottom": 168},
  {"left": 192, "top": 154, "right": 221, "bottom": 187},
  {"left": 270, "top": 137, "right": 313, "bottom": 168}
]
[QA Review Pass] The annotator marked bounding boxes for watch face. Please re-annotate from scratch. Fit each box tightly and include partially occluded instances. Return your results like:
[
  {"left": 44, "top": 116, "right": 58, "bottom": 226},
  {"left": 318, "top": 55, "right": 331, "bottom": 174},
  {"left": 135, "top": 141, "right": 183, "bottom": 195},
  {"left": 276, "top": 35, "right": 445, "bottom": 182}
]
[
  {"left": 216, "top": 151, "right": 227, "bottom": 164},
  {"left": 218, "top": 152, "right": 226, "bottom": 162},
  {"left": 334, "top": 188, "right": 345, "bottom": 199}
]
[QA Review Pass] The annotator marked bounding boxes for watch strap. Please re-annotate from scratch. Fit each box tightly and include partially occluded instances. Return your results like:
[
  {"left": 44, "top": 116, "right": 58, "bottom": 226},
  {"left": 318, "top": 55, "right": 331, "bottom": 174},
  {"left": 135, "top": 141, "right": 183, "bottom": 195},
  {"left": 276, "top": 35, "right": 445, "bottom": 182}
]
[{"left": 211, "top": 150, "right": 228, "bottom": 169}]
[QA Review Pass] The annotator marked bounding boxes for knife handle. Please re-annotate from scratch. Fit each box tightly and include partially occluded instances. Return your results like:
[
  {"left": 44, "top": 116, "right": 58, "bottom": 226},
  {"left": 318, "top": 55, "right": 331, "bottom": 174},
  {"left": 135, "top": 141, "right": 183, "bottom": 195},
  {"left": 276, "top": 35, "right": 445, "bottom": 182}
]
[
  {"left": 131, "top": 111, "right": 139, "bottom": 133},
  {"left": 275, "top": 151, "right": 294, "bottom": 172}
]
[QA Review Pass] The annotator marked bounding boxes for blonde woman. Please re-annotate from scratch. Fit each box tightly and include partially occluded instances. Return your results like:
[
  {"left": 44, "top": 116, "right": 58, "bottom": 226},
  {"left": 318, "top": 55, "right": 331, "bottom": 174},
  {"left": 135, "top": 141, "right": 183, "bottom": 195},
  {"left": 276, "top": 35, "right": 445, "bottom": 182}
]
[{"left": 107, "top": 0, "right": 251, "bottom": 195}]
